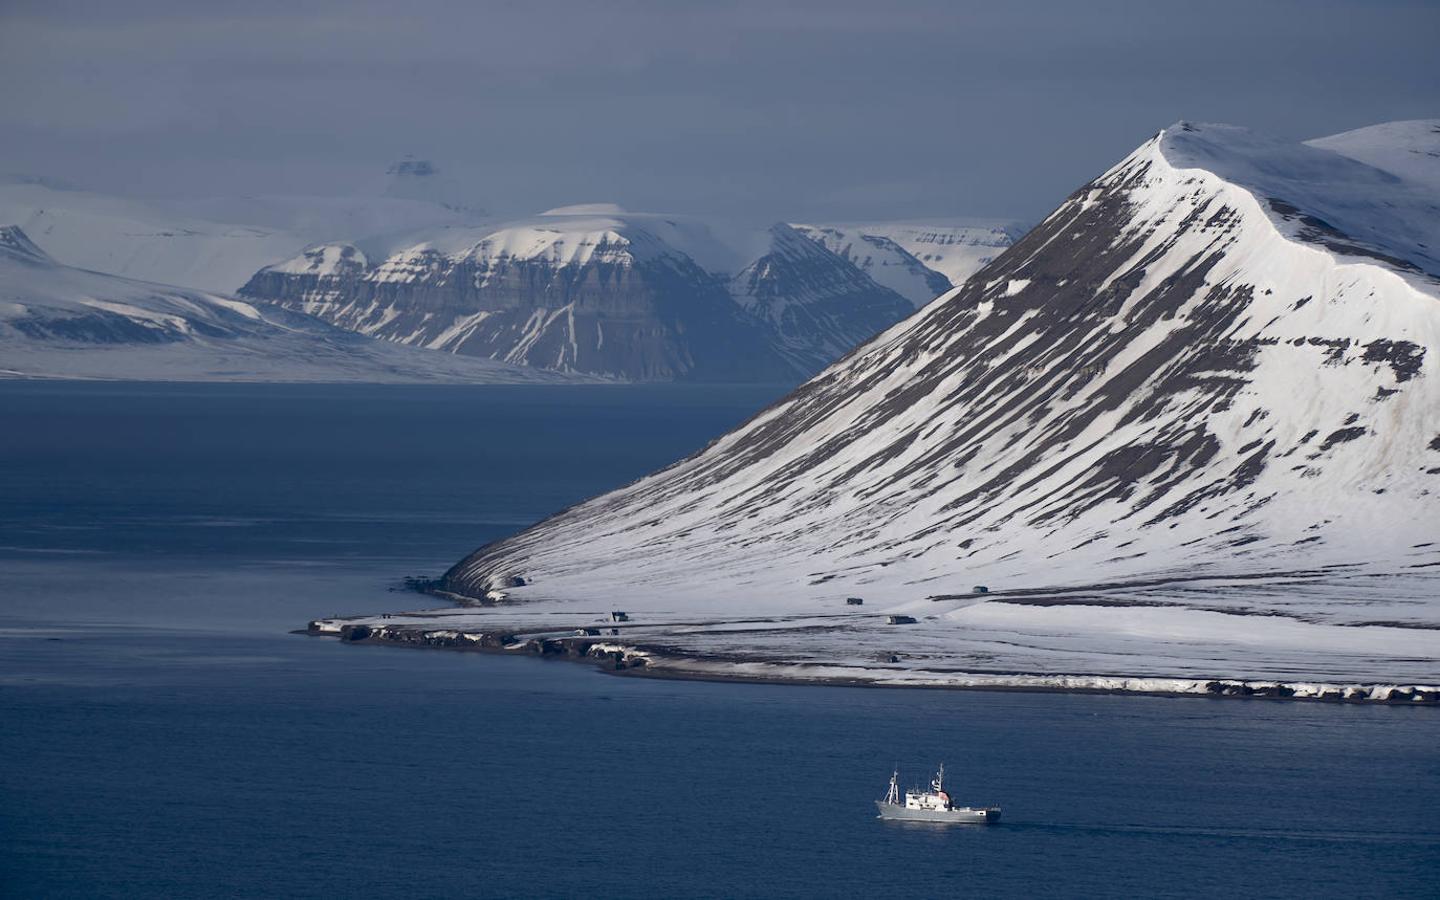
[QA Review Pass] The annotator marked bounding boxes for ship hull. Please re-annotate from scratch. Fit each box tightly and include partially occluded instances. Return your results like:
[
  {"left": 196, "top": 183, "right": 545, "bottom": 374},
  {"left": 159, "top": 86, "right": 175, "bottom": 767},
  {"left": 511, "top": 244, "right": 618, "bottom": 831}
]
[{"left": 875, "top": 802, "right": 1000, "bottom": 824}]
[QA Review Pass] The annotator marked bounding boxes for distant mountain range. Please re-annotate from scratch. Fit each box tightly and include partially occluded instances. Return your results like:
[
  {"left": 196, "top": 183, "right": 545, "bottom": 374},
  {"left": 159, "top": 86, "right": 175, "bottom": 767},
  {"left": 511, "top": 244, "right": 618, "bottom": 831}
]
[
  {"left": 0, "top": 174, "right": 1023, "bottom": 382},
  {"left": 423, "top": 119, "right": 1440, "bottom": 696},
  {"left": 792, "top": 220, "right": 1025, "bottom": 307},
  {"left": 0, "top": 225, "right": 576, "bottom": 383},
  {"left": 238, "top": 210, "right": 946, "bottom": 381},
  {"left": 0, "top": 171, "right": 478, "bottom": 295}
]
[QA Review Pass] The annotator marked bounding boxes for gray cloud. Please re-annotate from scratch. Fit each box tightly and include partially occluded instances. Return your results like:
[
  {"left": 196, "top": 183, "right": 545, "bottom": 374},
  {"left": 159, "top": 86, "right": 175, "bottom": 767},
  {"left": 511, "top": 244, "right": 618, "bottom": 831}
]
[{"left": 2, "top": 0, "right": 1436, "bottom": 223}]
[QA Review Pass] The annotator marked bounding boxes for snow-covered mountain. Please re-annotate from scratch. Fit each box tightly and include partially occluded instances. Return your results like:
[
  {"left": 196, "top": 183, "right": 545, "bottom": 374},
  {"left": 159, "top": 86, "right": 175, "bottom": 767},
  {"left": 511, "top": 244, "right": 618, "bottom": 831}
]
[
  {"left": 729, "top": 224, "right": 921, "bottom": 373},
  {"left": 1307, "top": 119, "right": 1440, "bottom": 192},
  {"left": 0, "top": 173, "right": 1002, "bottom": 379},
  {"left": 0, "top": 174, "right": 478, "bottom": 293},
  {"left": 239, "top": 210, "right": 914, "bottom": 382},
  {"left": 795, "top": 219, "right": 1027, "bottom": 305},
  {"left": 0, "top": 225, "right": 574, "bottom": 383},
  {"left": 0, "top": 178, "right": 309, "bottom": 294},
  {"left": 348, "top": 120, "right": 1440, "bottom": 697}
]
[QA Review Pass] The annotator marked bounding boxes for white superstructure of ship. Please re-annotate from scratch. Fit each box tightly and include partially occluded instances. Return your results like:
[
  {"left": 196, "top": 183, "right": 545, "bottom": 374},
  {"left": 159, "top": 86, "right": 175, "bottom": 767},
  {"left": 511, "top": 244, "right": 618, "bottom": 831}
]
[{"left": 875, "top": 764, "right": 1000, "bottom": 824}]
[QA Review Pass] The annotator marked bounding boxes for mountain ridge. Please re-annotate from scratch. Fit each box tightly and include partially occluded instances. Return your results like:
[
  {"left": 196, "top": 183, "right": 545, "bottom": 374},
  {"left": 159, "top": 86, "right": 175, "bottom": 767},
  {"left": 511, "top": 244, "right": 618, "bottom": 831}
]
[
  {"left": 792, "top": 219, "right": 1025, "bottom": 306},
  {"left": 0, "top": 225, "right": 582, "bottom": 383},
  {"left": 1, "top": 174, "right": 1021, "bottom": 380},
  {"left": 239, "top": 213, "right": 918, "bottom": 382},
  {"left": 371, "top": 119, "right": 1440, "bottom": 692}
]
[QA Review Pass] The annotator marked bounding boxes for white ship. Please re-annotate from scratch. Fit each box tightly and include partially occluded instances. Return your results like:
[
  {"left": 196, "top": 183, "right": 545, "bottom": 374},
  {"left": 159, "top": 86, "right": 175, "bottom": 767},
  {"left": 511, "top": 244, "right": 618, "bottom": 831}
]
[{"left": 875, "top": 764, "right": 1000, "bottom": 824}]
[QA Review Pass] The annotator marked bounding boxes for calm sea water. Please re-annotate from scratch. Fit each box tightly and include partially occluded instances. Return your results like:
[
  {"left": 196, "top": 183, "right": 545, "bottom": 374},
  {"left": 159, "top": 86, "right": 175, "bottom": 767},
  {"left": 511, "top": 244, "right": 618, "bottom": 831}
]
[{"left": 1, "top": 382, "right": 1436, "bottom": 899}]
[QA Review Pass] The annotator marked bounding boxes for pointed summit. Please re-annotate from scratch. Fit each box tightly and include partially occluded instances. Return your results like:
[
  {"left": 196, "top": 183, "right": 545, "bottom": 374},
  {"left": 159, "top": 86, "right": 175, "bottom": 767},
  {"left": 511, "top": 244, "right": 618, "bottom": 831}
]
[
  {"left": 414, "top": 121, "right": 1440, "bottom": 695},
  {"left": 0, "top": 225, "right": 55, "bottom": 265}
]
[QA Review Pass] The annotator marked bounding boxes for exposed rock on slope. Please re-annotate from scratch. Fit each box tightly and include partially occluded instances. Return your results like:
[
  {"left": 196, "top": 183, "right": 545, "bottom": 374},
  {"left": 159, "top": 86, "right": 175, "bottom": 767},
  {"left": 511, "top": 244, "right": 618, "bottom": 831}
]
[
  {"left": 391, "top": 121, "right": 1440, "bottom": 692},
  {"left": 240, "top": 213, "right": 913, "bottom": 382},
  {"left": 794, "top": 220, "right": 1026, "bottom": 305},
  {"left": 0, "top": 226, "right": 576, "bottom": 383},
  {"left": 730, "top": 225, "right": 917, "bottom": 373},
  {"left": 0, "top": 176, "right": 1008, "bottom": 377},
  {"left": 790, "top": 224, "right": 953, "bottom": 307}
]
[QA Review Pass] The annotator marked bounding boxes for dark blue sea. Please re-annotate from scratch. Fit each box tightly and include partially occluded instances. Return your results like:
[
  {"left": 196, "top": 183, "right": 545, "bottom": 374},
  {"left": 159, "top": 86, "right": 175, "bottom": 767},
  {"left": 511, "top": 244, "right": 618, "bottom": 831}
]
[{"left": 1, "top": 382, "right": 1436, "bottom": 899}]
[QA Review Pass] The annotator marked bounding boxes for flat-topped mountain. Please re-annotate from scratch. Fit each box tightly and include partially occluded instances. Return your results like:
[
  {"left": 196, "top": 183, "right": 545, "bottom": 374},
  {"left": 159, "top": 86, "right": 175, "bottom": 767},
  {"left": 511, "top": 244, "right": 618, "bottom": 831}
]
[
  {"left": 1, "top": 174, "right": 1013, "bottom": 381},
  {"left": 239, "top": 211, "right": 916, "bottom": 382},
  {"left": 0, "top": 225, "right": 575, "bottom": 383}
]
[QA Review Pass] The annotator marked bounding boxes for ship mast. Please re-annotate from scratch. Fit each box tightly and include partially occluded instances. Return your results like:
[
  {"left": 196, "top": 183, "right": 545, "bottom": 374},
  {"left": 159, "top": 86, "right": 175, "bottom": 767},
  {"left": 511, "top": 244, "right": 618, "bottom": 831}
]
[
  {"left": 885, "top": 769, "right": 900, "bottom": 805},
  {"left": 932, "top": 763, "right": 945, "bottom": 794}
]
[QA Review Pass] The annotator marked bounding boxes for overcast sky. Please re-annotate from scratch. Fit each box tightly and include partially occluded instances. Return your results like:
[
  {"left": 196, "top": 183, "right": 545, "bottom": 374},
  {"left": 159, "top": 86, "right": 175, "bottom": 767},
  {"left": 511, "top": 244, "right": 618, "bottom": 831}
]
[{"left": 2, "top": 0, "right": 1436, "bottom": 224}]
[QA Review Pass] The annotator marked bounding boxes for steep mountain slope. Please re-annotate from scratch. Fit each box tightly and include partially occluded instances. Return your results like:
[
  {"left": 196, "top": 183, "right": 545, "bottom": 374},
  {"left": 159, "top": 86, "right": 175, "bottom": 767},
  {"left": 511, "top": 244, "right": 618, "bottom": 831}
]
[
  {"left": 0, "top": 226, "right": 574, "bottom": 383},
  {"left": 790, "top": 224, "right": 953, "bottom": 306},
  {"left": 240, "top": 211, "right": 912, "bottom": 382},
  {"left": 328, "top": 121, "right": 1440, "bottom": 697},
  {"left": 796, "top": 220, "right": 1027, "bottom": 304},
  {"left": 729, "top": 225, "right": 915, "bottom": 373}
]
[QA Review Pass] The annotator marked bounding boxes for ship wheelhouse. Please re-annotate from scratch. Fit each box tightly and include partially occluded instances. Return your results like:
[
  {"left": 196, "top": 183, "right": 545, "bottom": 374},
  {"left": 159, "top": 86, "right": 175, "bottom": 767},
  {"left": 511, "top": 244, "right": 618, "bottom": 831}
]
[{"left": 903, "top": 763, "right": 952, "bottom": 811}]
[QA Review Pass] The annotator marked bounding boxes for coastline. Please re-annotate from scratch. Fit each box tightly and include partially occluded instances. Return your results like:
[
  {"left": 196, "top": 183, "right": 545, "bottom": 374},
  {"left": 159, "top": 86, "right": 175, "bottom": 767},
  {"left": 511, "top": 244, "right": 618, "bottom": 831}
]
[{"left": 303, "top": 618, "right": 1440, "bottom": 706}]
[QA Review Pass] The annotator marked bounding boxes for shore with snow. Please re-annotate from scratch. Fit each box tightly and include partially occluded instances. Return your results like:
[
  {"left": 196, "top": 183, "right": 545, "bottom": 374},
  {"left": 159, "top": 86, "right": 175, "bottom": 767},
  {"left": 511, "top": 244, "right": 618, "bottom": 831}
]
[{"left": 303, "top": 614, "right": 1440, "bottom": 706}]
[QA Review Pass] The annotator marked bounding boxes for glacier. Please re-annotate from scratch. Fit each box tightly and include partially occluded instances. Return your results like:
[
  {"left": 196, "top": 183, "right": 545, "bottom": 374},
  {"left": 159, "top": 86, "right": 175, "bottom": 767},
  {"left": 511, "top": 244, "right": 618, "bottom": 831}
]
[
  {"left": 0, "top": 175, "right": 478, "bottom": 294},
  {"left": 0, "top": 226, "right": 581, "bottom": 383}
]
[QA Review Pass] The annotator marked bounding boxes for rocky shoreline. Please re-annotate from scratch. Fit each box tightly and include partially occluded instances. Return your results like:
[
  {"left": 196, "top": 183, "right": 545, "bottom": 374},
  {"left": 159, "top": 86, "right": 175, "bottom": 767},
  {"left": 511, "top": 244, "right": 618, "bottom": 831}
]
[{"left": 306, "top": 619, "right": 1440, "bottom": 706}]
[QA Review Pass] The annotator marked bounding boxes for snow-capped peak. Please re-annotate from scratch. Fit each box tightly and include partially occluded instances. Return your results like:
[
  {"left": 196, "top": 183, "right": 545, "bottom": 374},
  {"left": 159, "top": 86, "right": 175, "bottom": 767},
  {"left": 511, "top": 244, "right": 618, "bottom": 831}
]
[
  {"left": 792, "top": 218, "right": 1025, "bottom": 306},
  {"left": 0, "top": 225, "right": 55, "bottom": 266},
  {"left": 266, "top": 243, "right": 368, "bottom": 276},
  {"left": 241, "top": 208, "right": 917, "bottom": 381},
  {"left": 434, "top": 120, "right": 1440, "bottom": 691},
  {"left": 1150, "top": 120, "right": 1440, "bottom": 279}
]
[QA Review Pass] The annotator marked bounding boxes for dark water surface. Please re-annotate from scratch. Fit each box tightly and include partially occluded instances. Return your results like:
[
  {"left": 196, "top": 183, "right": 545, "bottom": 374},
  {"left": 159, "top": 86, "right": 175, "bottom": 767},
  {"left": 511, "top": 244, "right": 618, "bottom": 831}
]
[{"left": 1, "top": 382, "right": 1436, "bottom": 899}]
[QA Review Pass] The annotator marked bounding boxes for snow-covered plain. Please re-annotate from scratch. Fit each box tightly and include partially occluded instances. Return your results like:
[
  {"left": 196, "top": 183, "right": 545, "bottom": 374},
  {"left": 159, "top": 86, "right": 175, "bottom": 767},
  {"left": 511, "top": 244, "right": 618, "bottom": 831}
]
[
  {"left": 0, "top": 226, "right": 579, "bottom": 383},
  {"left": 317, "top": 121, "right": 1440, "bottom": 700},
  {"left": 0, "top": 176, "right": 477, "bottom": 294}
]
